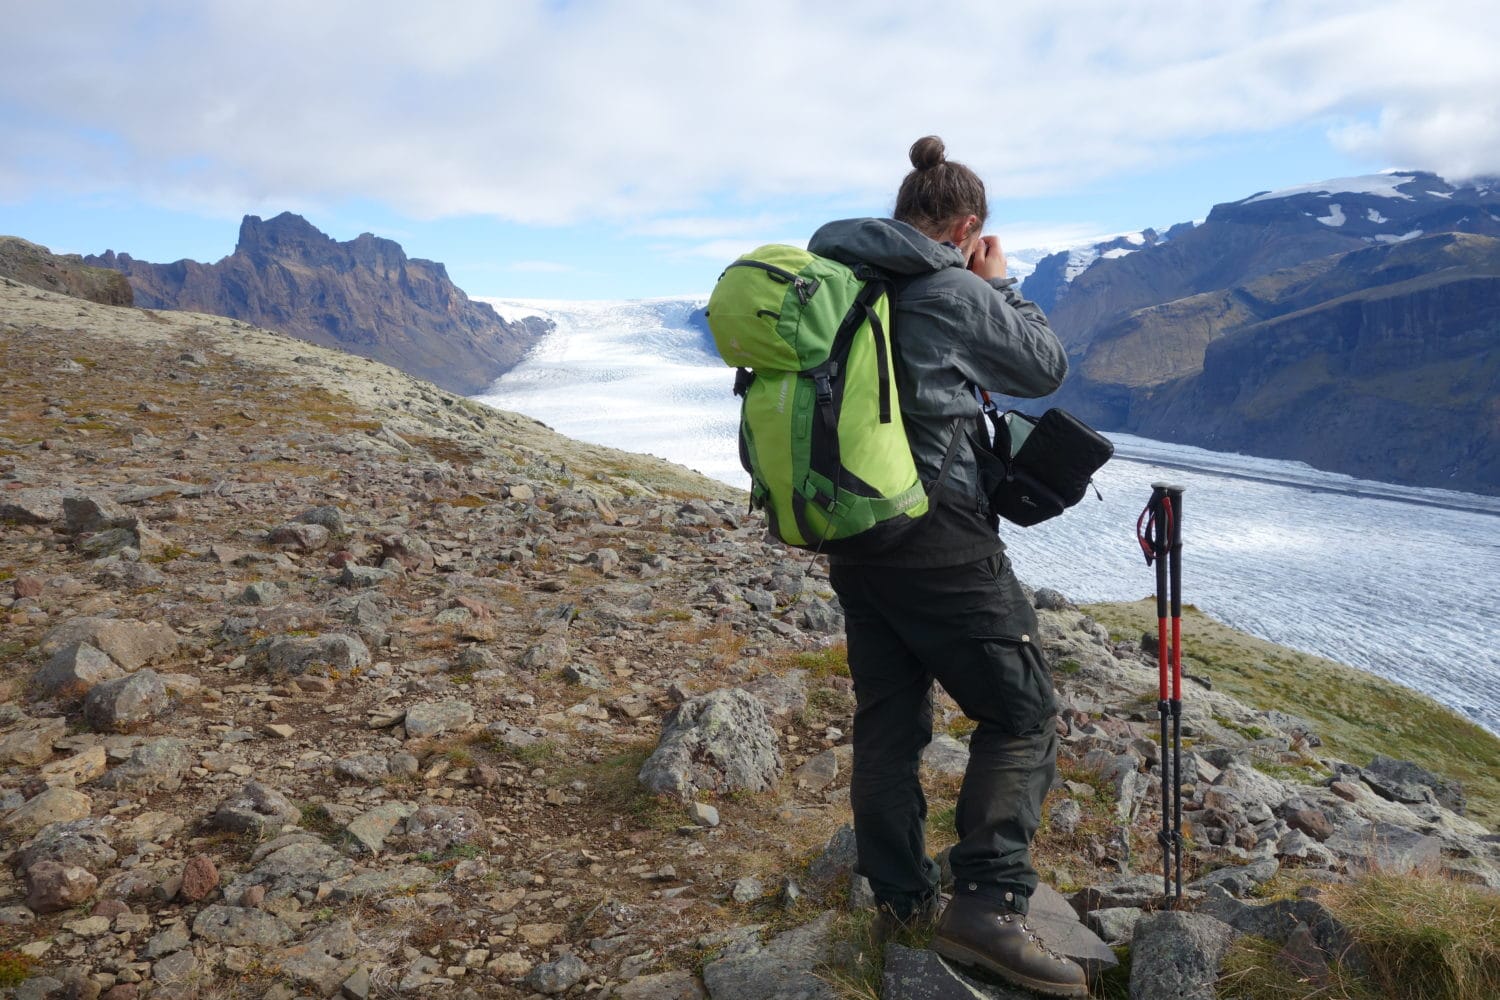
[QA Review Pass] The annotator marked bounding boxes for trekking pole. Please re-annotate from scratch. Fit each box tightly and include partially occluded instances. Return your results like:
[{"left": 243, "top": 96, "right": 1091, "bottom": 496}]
[
  {"left": 1137, "top": 483, "right": 1184, "bottom": 900},
  {"left": 1165, "top": 485, "right": 1185, "bottom": 900}
]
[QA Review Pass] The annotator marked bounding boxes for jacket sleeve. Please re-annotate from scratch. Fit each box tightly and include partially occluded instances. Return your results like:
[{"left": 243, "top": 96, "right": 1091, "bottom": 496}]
[{"left": 954, "top": 276, "right": 1068, "bottom": 398}]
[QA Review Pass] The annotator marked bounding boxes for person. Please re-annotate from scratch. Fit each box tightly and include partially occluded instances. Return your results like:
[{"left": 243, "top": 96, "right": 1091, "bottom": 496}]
[{"left": 807, "top": 137, "right": 1088, "bottom": 999}]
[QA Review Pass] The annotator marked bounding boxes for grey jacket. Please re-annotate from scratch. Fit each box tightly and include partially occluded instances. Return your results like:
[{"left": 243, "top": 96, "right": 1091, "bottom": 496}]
[{"left": 808, "top": 218, "right": 1067, "bottom": 503}]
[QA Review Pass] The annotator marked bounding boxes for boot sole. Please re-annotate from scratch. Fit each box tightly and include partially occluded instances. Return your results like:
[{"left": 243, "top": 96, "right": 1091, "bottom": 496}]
[{"left": 931, "top": 937, "right": 1090, "bottom": 998}]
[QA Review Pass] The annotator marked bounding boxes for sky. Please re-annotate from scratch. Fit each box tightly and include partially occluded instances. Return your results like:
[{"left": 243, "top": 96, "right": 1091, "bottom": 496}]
[{"left": 3, "top": 0, "right": 1500, "bottom": 300}]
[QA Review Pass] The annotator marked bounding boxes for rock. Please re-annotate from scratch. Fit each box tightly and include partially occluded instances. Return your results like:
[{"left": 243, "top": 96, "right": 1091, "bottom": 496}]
[
  {"left": 268, "top": 522, "right": 330, "bottom": 552},
  {"left": 1129, "top": 911, "right": 1238, "bottom": 1000},
  {"left": 731, "top": 878, "right": 764, "bottom": 903},
  {"left": 296, "top": 505, "right": 348, "bottom": 534},
  {"left": 807, "top": 825, "right": 858, "bottom": 887},
  {"left": 37, "top": 746, "right": 109, "bottom": 787},
  {"left": 239, "top": 581, "right": 283, "bottom": 606},
  {"left": 345, "top": 802, "right": 416, "bottom": 854},
  {"left": 1034, "top": 588, "right": 1072, "bottom": 611},
  {"left": 63, "top": 494, "right": 132, "bottom": 535},
  {"left": 1085, "top": 907, "right": 1144, "bottom": 945},
  {"left": 1048, "top": 798, "right": 1083, "bottom": 837},
  {"left": 690, "top": 802, "right": 721, "bottom": 828},
  {"left": 338, "top": 565, "right": 398, "bottom": 588},
  {"left": 0, "top": 487, "right": 68, "bottom": 524},
  {"left": 34, "top": 643, "right": 126, "bottom": 697},
  {"left": 15, "top": 818, "right": 118, "bottom": 875},
  {"left": 2, "top": 787, "right": 93, "bottom": 838},
  {"left": 143, "top": 921, "right": 192, "bottom": 959},
  {"left": 39, "top": 617, "right": 179, "bottom": 671},
  {"left": 94, "top": 738, "right": 193, "bottom": 792},
  {"left": 701, "top": 911, "right": 840, "bottom": 1000},
  {"left": 523, "top": 954, "right": 590, "bottom": 995},
  {"left": 276, "top": 919, "right": 362, "bottom": 995},
  {"left": 403, "top": 699, "right": 475, "bottom": 739},
  {"left": 213, "top": 782, "right": 302, "bottom": 836},
  {"left": 793, "top": 750, "right": 840, "bottom": 793},
  {"left": 323, "top": 866, "right": 434, "bottom": 905},
  {"left": 403, "top": 804, "right": 485, "bottom": 854},
  {"left": 922, "top": 736, "right": 971, "bottom": 777},
  {"left": 1026, "top": 883, "right": 1118, "bottom": 976},
  {"left": 191, "top": 904, "right": 295, "bottom": 947},
  {"left": 0, "top": 716, "right": 66, "bottom": 766},
  {"left": 1188, "top": 857, "right": 1280, "bottom": 898},
  {"left": 1361, "top": 754, "right": 1466, "bottom": 813},
  {"left": 615, "top": 970, "right": 705, "bottom": 1000},
  {"left": 1325, "top": 820, "right": 1441, "bottom": 873},
  {"left": 246, "top": 633, "right": 370, "bottom": 677},
  {"left": 882, "top": 943, "right": 1036, "bottom": 999},
  {"left": 24, "top": 861, "right": 99, "bottom": 913},
  {"left": 83, "top": 669, "right": 168, "bottom": 731},
  {"left": 228, "top": 842, "right": 355, "bottom": 901},
  {"left": 1282, "top": 805, "right": 1335, "bottom": 841},
  {"left": 152, "top": 948, "right": 201, "bottom": 1000},
  {"left": 1198, "top": 887, "right": 1367, "bottom": 974},
  {"left": 742, "top": 670, "right": 809, "bottom": 725},
  {"left": 638, "top": 688, "right": 782, "bottom": 801},
  {"left": 178, "top": 855, "right": 219, "bottom": 902},
  {"left": 518, "top": 634, "right": 569, "bottom": 672},
  {"left": 335, "top": 753, "right": 390, "bottom": 783}
]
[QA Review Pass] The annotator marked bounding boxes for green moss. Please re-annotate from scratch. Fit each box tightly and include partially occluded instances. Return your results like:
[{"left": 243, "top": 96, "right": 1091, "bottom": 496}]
[{"left": 0, "top": 951, "right": 38, "bottom": 988}]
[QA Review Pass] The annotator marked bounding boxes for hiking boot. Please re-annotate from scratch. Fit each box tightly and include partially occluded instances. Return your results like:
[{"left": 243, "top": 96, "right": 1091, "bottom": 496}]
[
  {"left": 931, "top": 893, "right": 1089, "bottom": 998},
  {"left": 872, "top": 894, "right": 941, "bottom": 945}
]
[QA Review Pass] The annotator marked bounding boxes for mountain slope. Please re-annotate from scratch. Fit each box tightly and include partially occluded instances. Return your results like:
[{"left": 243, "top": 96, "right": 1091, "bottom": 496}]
[
  {"left": 1013, "top": 173, "right": 1500, "bottom": 494},
  {"left": 85, "top": 213, "right": 548, "bottom": 395}
]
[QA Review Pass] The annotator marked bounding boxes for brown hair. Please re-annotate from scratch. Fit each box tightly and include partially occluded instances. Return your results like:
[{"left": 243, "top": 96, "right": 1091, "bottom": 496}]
[{"left": 893, "top": 136, "right": 987, "bottom": 238}]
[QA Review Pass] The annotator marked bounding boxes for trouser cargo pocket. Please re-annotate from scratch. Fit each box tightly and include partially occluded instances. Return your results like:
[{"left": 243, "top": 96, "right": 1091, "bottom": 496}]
[{"left": 967, "top": 633, "right": 1057, "bottom": 736}]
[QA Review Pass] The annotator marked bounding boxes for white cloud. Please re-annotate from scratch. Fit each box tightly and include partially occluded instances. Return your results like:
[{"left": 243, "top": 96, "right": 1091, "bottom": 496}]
[{"left": 2, "top": 0, "right": 1497, "bottom": 229}]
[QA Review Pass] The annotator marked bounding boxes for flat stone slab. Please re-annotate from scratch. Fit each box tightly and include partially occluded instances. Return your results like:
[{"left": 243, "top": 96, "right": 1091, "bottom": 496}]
[
  {"left": 1028, "top": 883, "right": 1118, "bottom": 976},
  {"left": 882, "top": 945, "right": 1035, "bottom": 1000}
]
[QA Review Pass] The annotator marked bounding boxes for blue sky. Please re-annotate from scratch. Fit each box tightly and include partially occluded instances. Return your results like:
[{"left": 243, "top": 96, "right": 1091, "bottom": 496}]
[{"left": 4, "top": 1, "right": 1498, "bottom": 300}]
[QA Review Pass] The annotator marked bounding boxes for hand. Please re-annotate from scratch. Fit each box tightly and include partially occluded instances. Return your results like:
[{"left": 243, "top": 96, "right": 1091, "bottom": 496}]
[{"left": 966, "top": 235, "right": 1007, "bottom": 281}]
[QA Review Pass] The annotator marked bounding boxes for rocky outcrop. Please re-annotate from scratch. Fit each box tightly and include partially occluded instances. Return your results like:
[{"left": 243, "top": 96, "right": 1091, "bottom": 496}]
[
  {"left": 85, "top": 212, "right": 550, "bottom": 394},
  {"left": 0, "top": 236, "right": 133, "bottom": 305}
]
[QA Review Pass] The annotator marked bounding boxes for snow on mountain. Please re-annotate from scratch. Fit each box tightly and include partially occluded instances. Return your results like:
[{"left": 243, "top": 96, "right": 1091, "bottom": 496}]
[{"left": 1244, "top": 171, "right": 1420, "bottom": 203}]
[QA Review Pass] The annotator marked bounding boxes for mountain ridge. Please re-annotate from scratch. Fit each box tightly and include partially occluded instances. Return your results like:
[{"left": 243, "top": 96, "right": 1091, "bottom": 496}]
[
  {"left": 82, "top": 212, "right": 549, "bottom": 396},
  {"left": 1013, "top": 172, "right": 1500, "bottom": 494}
]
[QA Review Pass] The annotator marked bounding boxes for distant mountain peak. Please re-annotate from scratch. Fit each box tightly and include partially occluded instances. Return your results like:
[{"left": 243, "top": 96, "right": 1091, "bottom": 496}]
[
  {"left": 236, "top": 212, "right": 336, "bottom": 256},
  {"left": 87, "top": 214, "right": 549, "bottom": 395}
]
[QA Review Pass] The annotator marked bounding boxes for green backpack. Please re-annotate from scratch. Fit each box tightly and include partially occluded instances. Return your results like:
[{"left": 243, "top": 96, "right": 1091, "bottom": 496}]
[{"left": 706, "top": 245, "right": 949, "bottom": 553}]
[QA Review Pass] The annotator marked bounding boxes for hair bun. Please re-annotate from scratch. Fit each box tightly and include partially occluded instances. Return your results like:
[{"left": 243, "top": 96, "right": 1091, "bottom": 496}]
[{"left": 909, "top": 136, "right": 947, "bottom": 171}]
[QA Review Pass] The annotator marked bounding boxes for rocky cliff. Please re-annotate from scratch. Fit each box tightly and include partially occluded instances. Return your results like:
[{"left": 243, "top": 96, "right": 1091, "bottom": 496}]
[
  {"left": 85, "top": 213, "right": 548, "bottom": 396},
  {"left": 0, "top": 237, "right": 133, "bottom": 306},
  {"left": 1014, "top": 173, "right": 1500, "bottom": 494},
  {"left": 2, "top": 274, "right": 1497, "bottom": 999}
]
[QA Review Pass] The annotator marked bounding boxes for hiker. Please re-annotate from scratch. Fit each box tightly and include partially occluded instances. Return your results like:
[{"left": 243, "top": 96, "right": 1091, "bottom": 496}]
[{"left": 807, "top": 137, "right": 1087, "bottom": 998}]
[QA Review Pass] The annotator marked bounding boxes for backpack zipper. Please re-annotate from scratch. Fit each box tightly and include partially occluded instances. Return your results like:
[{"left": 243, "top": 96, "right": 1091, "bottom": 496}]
[{"left": 727, "top": 259, "right": 819, "bottom": 305}]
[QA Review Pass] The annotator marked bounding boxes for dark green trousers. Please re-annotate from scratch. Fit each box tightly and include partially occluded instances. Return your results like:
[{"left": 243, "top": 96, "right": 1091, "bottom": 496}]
[{"left": 830, "top": 553, "right": 1058, "bottom": 916}]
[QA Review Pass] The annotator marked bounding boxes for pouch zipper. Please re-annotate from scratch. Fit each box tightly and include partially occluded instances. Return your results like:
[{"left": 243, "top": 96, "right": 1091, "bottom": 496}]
[{"left": 726, "top": 259, "right": 819, "bottom": 305}]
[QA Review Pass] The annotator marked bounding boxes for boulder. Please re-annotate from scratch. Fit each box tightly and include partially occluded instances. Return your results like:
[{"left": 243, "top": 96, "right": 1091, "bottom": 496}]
[
  {"left": 1, "top": 787, "right": 93, "bottom": 839},
  {"left": 246, "top": 633, "right": 370, "bottom": 678},
  {"left": 83, "top": 669, "right": 168, "bottom": 731},
  {"left": 638, "top": 688, "right": 782, "bottom": 801},
  {"left": 39, "top": 617, "right": 179, "bottom": 671},
  {"left": 24, "top": 861, "right": 98, "bottom": 913},
  {"left": 1361, "top": 755, "right": 1466, "bottom": 814},
  {"left": 212, "top": 782, "right": 301, "bottom": 836},
  {"left": 95, "top": 738, "right": 193, "bottom": 792},
  {"left": 1129, "top": 911, "right": 1238, "bottom": 1000},
  {"left": 34, "top": 643, "right": 125, "bottom": 697}
]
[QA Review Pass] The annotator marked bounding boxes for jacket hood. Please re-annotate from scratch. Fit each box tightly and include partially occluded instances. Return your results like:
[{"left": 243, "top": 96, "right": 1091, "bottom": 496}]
[{"left": 808, "top": 218, "right": 964, "bottom": 276}]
